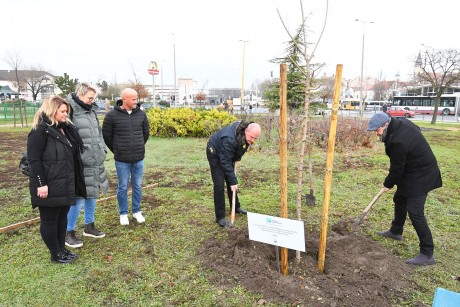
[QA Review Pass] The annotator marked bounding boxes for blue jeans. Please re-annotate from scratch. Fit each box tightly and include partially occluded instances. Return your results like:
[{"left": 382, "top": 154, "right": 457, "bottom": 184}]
[
  {"left": 67, "top": 198, "right": 97, "bottom": 231},
  {"left": 115, "top": 160, "right": 144, "bottom": 215}
]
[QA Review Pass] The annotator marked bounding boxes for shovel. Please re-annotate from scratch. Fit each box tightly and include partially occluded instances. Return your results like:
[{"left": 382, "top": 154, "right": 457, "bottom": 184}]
[
  {"left": 352, "top": 188, "right": 386, "bottom": 231},
  {"left": 305, "top": 148, "right": 316, "bottom": 206}
]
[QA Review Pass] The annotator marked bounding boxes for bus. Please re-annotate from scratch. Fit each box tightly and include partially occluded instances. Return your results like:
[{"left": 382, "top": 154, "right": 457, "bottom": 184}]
[
  {"left": 365, "top": 101, "right": 391, "bottom": 111},
  {"left": 340, "top": 99, "right": 360, "bottom": 110},
  {"left": 392, "top": 93, "right": 460, "bottom": 115}
]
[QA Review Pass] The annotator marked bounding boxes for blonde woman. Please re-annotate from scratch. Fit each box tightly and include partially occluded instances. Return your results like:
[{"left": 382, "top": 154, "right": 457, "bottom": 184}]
[
  {"left": 65, "top": 83, "right": 108, "bottom": 248},
  {"left": 27, "top": 96, "right": 86, "bottom": 263}
]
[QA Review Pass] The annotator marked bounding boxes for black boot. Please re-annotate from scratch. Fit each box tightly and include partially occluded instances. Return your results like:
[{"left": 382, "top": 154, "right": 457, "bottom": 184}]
[
  {"left": 50, "top": 251, "right": 74, "bottom": 264},
  {"left": 236, "top": 207, "right": 248, "bottom": 215},
  {"left": 216, "top": 218, "right": 228, "bottom": 228},
  {"left": 62, "top": 248, "right": 78, "bottom": 260}
]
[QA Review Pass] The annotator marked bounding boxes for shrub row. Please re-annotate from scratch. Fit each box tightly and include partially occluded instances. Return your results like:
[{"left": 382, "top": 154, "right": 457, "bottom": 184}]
[{"left": 146, "top": 107, "right": 237, "bottom": 137}]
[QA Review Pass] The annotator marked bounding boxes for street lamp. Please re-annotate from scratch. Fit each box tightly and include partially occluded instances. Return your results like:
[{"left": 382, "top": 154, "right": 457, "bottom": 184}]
[
  {"left": 240, "top": 40, "right": 248, "bottom": 112},
  {"left": 172, "top": 33, "right": 177, "bottom": 106},
  {"left": 355, "top": 19, "right": 374, "bottom": 117}
]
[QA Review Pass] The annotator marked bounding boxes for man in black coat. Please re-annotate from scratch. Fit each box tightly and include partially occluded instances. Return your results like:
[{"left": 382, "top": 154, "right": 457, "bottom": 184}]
[
  {"left": 102, "top": 88, "right": 150, "bottom": 226},
  {"left": 206, "top": 121, "right": 261, "bottom": 228},
  {"left": 367, "top": 113, "right": 442, "bottom": 266}
]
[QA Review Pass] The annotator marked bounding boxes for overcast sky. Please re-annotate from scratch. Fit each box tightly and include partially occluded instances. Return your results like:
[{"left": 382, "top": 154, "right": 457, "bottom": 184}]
[{"left": 2, "top": 0, "right": 459, "bottom": 89}]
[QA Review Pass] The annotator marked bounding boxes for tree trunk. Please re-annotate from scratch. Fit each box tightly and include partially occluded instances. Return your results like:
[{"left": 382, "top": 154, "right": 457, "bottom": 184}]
[
  {"left": 295, "top": 57, "right": 312, "bottom": 263},
  {"left": 431, "top": 95, "right": 441, "bottom": 124}
]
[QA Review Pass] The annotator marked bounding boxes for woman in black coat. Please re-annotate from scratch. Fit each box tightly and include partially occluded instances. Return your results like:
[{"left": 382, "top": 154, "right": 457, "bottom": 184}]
[{"left": 28, "top": 96, "right": 86, "bottom": 264}]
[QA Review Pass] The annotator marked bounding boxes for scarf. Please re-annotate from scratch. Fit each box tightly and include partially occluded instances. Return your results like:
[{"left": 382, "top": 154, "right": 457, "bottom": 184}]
[
  {"left": 42, "top": 114, "right": 84, "bottom": 153},
  {"left": 71, "top": 93, "right": 92, "bottom": 111}
]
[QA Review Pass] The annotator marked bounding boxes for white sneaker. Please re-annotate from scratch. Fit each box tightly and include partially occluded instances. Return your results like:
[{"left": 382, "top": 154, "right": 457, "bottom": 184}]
[
  {"left": 120, "top": 214, "right": 129, "bottom": 226},
  {"left": 133, "top": 212, "right": 145, "bottom": 223}
]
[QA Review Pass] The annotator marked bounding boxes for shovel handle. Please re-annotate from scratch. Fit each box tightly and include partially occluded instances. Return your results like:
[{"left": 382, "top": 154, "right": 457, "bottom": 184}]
[
  {"left": 230, "top": 189, "right": 236, "bottom": 225},
  {"left": 363, "top": 188, "right": 385, "bottom": 214},
  {"left": 308, "top": 148, "right": 313, "bottom": 190},
  {"left": 354, "top": 188, "right": 386, "bottom": 227},
  {"left": 230, "top": 162, "right": 238, "bottom": 225}
]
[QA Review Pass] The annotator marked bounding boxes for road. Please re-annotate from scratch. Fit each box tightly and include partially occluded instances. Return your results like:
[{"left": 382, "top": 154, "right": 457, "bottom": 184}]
[
  {"left": 232, "top": 107, "right": 460, "bottom": 123},
  {"left": 339, "top": 110, "right": 460, "bottom": 123}
]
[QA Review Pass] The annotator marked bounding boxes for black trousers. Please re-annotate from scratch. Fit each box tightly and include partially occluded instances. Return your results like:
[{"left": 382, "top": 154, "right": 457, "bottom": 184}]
[
  {"left": 206, "top": 147, "right": 240, "bottom": 220},
  {"left": 38, "top": 206, "right": 70, "bottom": 255},
  {"left": 390, "top": 193, "right": 434, "bottom": 256}
]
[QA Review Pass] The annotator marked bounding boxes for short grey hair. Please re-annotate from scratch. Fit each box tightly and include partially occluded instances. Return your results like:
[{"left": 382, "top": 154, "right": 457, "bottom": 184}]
[{"left": 75, "top": 82, "right": 98, "bottom": 97}]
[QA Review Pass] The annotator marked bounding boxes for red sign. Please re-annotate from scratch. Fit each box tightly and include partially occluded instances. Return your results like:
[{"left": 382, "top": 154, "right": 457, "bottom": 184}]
[{"left": 148, "top": 61, "right": 159, "bottom": 75}]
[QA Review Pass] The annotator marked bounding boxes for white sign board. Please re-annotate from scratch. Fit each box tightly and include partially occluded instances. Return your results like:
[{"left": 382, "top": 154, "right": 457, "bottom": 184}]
[{"left": 247, "top": 212, "right": 305, "bottom": 252}]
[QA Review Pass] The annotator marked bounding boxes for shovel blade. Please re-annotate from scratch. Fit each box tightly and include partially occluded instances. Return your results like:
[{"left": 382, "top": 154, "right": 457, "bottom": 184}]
[
  {"left": 305, "top": 195, "right": 316, "bottom": 206},
  {"left": 305, "top": 189, "right": 316, "bottom": 206}
]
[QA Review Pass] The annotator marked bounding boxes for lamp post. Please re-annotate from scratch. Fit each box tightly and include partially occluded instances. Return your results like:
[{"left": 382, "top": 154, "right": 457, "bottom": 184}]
[
  {"left": 240, "top": 40, "right": 248, "bottom": 112},
  {"left": 355, "top": 19, "right": 374, "bottom": 117},
  {"left": 173, "top": 33, "right": 177, "bottom": 106},
  {"left": 148, "top": 61, "right": 159, "bottom": 106}
]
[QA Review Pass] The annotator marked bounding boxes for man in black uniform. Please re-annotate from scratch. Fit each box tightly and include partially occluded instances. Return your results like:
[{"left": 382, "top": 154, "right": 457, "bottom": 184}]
[
  {"left": 206, "top": 121, "right": 261, "bottom": 227},
  {"left": 367, "top": 113, "right": 442, "bottom": 266}
]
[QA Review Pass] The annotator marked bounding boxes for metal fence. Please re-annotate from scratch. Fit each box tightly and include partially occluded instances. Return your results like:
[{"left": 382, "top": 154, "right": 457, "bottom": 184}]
[{"left": 0, "top": 102, "right": 40, "bottom": 126}]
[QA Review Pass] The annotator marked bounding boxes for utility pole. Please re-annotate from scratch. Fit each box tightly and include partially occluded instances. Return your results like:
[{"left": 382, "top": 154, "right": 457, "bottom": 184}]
[
  {"left": 240, "top": 40, "right": 248, "bottom": 112},
  {"left": 355, "top": 19, "right": 374, "bottom": 117}
]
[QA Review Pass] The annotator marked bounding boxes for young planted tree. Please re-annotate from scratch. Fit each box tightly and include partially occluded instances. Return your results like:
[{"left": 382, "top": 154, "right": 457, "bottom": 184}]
[
  {"left": 277, "top": 0, "right": 329, "bottom": 263},
  {"left": 267, "top": 28, "right": 307, "bottom": 111},
  {"left": 416, "top": 47, "right": 460, "bottom": 124},
  {"left": 54, "top": 73, "right": 78, "bottom": 97}
]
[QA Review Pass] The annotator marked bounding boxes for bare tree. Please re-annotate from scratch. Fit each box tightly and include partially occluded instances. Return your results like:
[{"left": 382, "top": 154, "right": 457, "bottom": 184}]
[
  {"left": 316, "top": 75, "right": 335, "bottom": 104},
  {"left": 128, "top": 63, "right": 149, "bottom": 102},
  {"left": 4, "top": 51, "right": 26, "bottom": 126},
  {"left": 372, "top": 71, "right": 387, "bottom": 101},
  {"left": 416, "top": 47, "right": 460, "bottom": 124},
  {"left": 127, "top": 81, "right": 149, "bottom": 102},
  {"left": 20, "top": 67, "right": 52, "bottom": 101},
  {"left": 278, "top": 0, "right": 329, "bottom": 263}
]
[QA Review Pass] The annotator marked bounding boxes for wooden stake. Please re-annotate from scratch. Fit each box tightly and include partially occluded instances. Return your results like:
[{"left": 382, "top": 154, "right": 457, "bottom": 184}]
[
  {"left": 0, "top": 217, "right": 40, "bottom": 234},
  {"left": 279, "top": 63, "right": 289, "bottom": 276},
  {"left": 318, "top": 64, "right": 343, "bottom": 273},
  {"left": 0, "top": 183, "right": 159, "bottom": 234}
]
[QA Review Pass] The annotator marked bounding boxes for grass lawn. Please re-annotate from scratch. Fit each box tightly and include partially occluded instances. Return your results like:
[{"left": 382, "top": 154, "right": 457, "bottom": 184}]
[{"left": 0, "top": 119, "right": 459, "bottom": 305}]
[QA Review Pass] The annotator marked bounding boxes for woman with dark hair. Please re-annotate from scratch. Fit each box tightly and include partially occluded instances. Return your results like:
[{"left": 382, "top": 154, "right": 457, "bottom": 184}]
[{"left": 27, "top": 95, "right": 86, "bottom": 263}]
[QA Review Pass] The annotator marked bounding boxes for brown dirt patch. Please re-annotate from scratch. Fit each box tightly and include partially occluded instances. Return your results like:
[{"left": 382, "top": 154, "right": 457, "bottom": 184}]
[
  {"left": 0, "top": 131, "right": 29, "bottom": 190},
  {"left": 198, "top": 221, "right": 416, "bottom": 306}
]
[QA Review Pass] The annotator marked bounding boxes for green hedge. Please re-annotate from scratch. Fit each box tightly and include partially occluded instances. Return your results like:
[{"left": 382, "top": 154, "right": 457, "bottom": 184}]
[{"left": 146, "top": 107, "right": 237, "bottom": 137}]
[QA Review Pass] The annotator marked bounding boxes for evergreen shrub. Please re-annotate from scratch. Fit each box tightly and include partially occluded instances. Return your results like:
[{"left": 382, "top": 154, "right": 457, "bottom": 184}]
[{"left": 146, "top": 107, "right": 237, "bottom": 137}]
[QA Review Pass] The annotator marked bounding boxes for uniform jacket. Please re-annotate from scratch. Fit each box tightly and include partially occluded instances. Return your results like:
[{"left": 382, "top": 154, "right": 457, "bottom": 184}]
[
  {"left": 102, "top": 100, "right": 150, "bottom": 163},
  {"left": 28, "top": 118, "right": 86, "bottom": 208},
  {"left": 383, "top": 118, "right": 442, "bottom": 196},
  {"left": 67, "top": 93, "right": 109, "bottom": 198},
  {"left": 207, "top": 121, "right": 252, "bottom": 185}
]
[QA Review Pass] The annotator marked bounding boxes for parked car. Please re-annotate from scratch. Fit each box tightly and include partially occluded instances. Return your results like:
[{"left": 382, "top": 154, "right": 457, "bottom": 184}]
[{"left": 386, "top": 106, "right": 415, "bottom": 118}]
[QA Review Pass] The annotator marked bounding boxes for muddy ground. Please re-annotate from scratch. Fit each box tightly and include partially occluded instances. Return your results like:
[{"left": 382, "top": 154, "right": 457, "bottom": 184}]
[
  {"left": 198, "top": 222, "right": 419, "bottom": 306},
  {"left": 2, "top": 131, "right": 420, "bottom": 306}
]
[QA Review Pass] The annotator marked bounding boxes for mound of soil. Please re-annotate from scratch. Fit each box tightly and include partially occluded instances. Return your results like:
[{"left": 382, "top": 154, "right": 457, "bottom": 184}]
[{"left": 198, "top": 221, "right": 415, "bottom": 306}]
